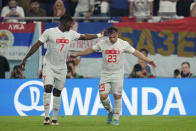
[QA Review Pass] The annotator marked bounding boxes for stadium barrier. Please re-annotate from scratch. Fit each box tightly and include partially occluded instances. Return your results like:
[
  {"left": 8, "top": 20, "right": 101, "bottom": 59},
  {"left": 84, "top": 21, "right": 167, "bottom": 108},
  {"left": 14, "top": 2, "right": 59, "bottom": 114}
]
[
  {"left": 0, "top": 79, "right": 196, "bottom": 116},
  {"left": 2, "top": 16, "right": 111, "bottom": 22},
  {"left": 2, "top": 16, "right": 183, "bottom": 22}
]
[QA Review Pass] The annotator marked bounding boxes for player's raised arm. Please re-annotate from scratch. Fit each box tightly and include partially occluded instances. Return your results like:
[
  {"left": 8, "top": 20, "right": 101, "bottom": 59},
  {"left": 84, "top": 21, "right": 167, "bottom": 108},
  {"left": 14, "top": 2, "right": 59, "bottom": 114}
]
[
  {"left": 20, "top": 40, "right": 43, "bottom": 69},
  {"left": 133, "top": 50, "right": 156, "bottom": 68},
  {"left": 70, "top": 48, "right": 95, "bottom": 58},
  {"left": 78, "top": 31, "right": 105, "bottom": 40}
]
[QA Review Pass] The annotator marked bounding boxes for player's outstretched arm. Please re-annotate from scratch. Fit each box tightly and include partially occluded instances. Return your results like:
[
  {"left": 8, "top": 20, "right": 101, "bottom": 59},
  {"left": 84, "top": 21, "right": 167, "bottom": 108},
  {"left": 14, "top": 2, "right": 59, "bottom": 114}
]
[
  {"left": 20, "top": 40, "right": 43, "bottom": 69},
  {"left": 71, "top": 48, "right": 95, "bottom": 58},
  {"left": 78, "top": 31, "right": 105, "bottom": 40},
  {"left": 133, "top": 50, "right": 156, "bottom": 68}
]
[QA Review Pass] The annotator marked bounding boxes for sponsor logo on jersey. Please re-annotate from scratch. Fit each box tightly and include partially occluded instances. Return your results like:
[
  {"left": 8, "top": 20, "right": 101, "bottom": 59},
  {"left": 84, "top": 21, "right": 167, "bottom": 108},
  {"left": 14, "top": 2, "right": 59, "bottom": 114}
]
[
  {"left": 56, "top": 39, "right": 69, "bottom": 44},
  {"left": 105, "top": 50, "right": 120, "bottom": 54}
]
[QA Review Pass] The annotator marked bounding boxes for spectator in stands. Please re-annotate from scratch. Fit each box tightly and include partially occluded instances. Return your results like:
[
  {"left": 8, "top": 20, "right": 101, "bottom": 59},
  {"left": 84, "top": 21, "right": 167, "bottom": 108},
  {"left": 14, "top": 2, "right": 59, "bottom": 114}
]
[
  {"left": 138, "top": 48, "right": 151, "bottom": 73},
  {"left": 66, "top": 0, "right": 78, "bottom": 16},
  {"left": 138, "top": 59, "right": 151, "bottom": 74},
  {"left": 129, "top": 0, "right": 154, "bottom": 20},
  {"left": 0, "top": 55, "right": 10, "bottom": 79},
  {"left": 191, "top": 1, "right": 196, "bottom": 16},
  {"left": 129, "top": 64, "right": 144, "bottom": 78},
  {"left": 158, "top": 0, "right": 177, "bottom": 16},
  {"left": 93, "top": 0, "right": 109, "bottom": 16},
  {"left": 176, "top": 0, "right": 194, "bottom": 17},
  {"left": 110, "top": 0, "right": 129, "bottom": 16},
  {"left": 53, "top": 0, "right": 66, "bottom": 17},
  {"left": 128, "top": 64, "right": 155, "bottom": 78},
  {"left": 173, "top": 69, "right": 181, "bottom": 78},
  {"left": 74, "top": 0, "right": 94, "bottom": 19},
  {"left": 67, "top": 60, "right": 84, "bottom": 78},
  {"left": 26, "top": 0, "right": 46, "bottom": 17},
  {"left": 66, "top": 65, "right": 74, "bottom": 78},
  {"left": 181, "top": 62, "right": 196, "bottom": 78},
  {"left": 10, "top": 65, "right": 24, "bottom": 79},
  {"left": 67, "top": 59, "right": 84, "bottom": 78},
  {"left": 129, "top": 49, "right": 154, "bottom": 78},
  {"left": 1, "top": 0, "right": 25, "bottom": 22}
]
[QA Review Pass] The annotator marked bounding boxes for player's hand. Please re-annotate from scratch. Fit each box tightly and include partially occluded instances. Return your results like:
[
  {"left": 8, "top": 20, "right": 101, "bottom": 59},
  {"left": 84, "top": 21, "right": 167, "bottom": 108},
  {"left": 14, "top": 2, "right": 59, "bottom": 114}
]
[
  {"left": 70, "top": 54, "right": 78, "bottom": 59},
  {"left": 97, "top": 30, "right": 106, "bottom": 38},
  {"left": 68, "top": 54, "right": 78, "bottom": 61},
  {"left": 20, "top": 59, "right": 26, "bottom": 71},
  {"left": 149, "top": 61, "right": 156, "bottom": 68}
]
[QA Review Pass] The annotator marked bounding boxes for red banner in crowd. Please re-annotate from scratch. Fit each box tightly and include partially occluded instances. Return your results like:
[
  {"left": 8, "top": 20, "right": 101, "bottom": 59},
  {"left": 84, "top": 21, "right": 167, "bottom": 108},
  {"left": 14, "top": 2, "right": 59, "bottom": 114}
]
[{"left": 114, "top": 17, "right": 196, "bottom": 57}]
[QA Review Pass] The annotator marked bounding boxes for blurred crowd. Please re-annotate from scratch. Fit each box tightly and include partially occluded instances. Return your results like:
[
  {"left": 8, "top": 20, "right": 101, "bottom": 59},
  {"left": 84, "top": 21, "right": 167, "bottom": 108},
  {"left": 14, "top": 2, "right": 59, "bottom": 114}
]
[
  {"left": 1, "top": 0, "right": 196, "bottom": 22},
  {"left": 173, "top": 62, "right": 196, "bottom": 78}
]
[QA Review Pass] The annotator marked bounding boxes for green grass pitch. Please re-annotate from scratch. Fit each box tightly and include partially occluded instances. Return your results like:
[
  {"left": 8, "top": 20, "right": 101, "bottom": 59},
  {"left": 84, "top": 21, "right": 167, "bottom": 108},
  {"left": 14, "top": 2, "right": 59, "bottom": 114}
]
[{"left": 0, "top": 116, "right": 196, "bottom": 131}]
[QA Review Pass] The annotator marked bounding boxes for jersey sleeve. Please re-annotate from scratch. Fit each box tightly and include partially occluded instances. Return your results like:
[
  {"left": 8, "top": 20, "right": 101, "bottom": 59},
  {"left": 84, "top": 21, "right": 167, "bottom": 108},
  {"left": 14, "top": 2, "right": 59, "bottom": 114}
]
[
  {"left": 123, "top": 41, "right": 135, "bottom": 54},
  {"left": 92, "top": 42, "right": 102, "bottom": 52},
  {"left": 39, "top": 29, "right": 49, "bottom": 43},
  {"left": 71, "top": 30, "right": 81, "bottom": 40}
]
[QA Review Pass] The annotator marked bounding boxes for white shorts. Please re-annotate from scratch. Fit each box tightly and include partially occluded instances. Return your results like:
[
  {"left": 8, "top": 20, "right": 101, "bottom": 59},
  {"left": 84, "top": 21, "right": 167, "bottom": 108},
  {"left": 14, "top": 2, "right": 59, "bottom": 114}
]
[
  {"left": 99, "top": 78, "right": 123, "bottom": 95},
  {"left": 42, "top": 63, "right": 67, "bottom": 91}
]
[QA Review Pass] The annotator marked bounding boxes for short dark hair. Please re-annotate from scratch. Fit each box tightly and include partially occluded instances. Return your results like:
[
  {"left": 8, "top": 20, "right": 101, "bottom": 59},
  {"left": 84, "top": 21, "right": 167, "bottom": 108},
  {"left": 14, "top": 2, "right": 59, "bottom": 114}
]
[
  {"left": 181, "top": 61, "right": 190, "bottom": 67},
  {"left": 107, "top": 27, "right": 118, "bottom": 34},
  {"left": 60, "top": 15, "right": 73, "bottom": 23},
  {"left": 13, "top": 65, "right": 20, "bottom": 70},
  {"left": 139, "top": 48, "right": 149, "bottom": 56},
  {"left": 174, "top": 69, "right": 180, "bottom": 76},
  {"left": 133, "top": 64, "right": 142, "bottom": 72}
]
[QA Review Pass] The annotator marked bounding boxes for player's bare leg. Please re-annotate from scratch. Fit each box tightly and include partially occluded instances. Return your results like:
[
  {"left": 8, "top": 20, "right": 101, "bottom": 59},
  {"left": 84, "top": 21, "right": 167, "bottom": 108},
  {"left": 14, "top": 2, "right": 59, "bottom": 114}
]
[
  {"left": 113, "top": 94, "right": 122, "bottom": 126},
  {"left": 51, "top": 88, "right": 61, "bottom": 126},
  {"left": 43, "top": 85, "right": 52, "bottom": 125},
  {"left": 100, "top": 93, "right": 113, "bottom": 124}
]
